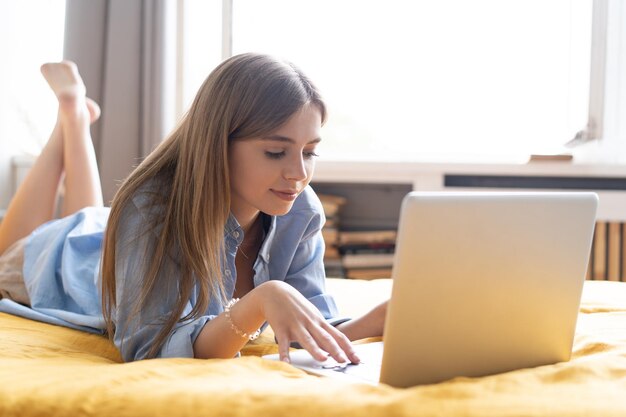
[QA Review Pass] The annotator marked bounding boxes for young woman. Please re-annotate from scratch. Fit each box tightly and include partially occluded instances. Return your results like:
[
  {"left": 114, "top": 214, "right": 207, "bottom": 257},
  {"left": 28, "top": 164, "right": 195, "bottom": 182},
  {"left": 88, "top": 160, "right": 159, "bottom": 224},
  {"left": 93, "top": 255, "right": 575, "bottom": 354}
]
[{"left": 0, "top": 53, "right": 387, "bottom": 364}]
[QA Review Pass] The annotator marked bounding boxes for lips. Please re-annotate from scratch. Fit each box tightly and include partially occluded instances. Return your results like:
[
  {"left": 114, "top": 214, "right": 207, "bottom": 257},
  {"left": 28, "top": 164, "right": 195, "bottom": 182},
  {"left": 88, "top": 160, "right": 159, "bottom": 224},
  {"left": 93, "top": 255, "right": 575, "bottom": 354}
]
[{"left": 271, "top": 189, "right": 299, "bottom": 201}]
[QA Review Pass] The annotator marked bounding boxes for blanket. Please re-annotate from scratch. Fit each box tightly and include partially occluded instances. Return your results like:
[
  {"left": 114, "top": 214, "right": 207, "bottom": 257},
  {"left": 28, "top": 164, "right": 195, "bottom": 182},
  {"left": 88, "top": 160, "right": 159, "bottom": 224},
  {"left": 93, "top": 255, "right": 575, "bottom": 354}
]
[{"left": 1, "top": 279, "right": 625, "bottom": 417}]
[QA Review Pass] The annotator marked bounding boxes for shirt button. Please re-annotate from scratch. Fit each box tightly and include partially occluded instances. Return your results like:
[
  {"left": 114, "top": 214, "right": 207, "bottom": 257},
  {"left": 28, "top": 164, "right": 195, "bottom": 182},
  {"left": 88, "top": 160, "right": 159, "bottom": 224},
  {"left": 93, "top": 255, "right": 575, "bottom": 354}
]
[
  {"left": 225, "top": 269, "right": 231, "bottom": 276},
  {"left": 232, "top": 231, "right": 240, "bottom": 238}
]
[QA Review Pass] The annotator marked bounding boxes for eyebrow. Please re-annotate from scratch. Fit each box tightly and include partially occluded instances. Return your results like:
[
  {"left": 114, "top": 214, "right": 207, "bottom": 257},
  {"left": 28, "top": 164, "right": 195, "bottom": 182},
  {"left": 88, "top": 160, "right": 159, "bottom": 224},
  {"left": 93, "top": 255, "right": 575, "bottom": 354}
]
[{"left": 260, "top": 135, "right": 322, "bottom": 145}]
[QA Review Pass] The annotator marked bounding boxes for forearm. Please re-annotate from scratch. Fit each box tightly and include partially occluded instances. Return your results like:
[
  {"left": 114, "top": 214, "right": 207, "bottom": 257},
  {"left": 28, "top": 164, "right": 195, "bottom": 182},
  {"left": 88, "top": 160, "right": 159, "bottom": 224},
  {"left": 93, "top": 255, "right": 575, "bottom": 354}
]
[
  {"left": 336, "top": 300, "right": 387, "bottom": 341},
  {"left": 192, "top": 286, "right": 265, "bottom": 359}
]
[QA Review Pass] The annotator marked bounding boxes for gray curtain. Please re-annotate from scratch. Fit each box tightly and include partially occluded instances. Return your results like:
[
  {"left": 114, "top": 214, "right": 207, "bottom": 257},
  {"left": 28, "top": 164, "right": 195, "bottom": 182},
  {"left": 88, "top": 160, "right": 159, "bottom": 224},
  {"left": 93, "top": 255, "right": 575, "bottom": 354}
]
[{"left": 63, "top": 0, "right": 176, "bottom": 203}]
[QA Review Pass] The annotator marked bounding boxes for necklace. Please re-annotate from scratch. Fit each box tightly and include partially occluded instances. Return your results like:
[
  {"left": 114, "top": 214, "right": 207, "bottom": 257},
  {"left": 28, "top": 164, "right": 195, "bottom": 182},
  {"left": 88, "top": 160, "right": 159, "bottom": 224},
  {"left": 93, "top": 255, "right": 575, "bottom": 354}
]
[
  {"left": 237, "top": 217, "right": 263, "bottom": 260},
  {"left": 238, "top": 245, "right": 251, "bottom": 260}
]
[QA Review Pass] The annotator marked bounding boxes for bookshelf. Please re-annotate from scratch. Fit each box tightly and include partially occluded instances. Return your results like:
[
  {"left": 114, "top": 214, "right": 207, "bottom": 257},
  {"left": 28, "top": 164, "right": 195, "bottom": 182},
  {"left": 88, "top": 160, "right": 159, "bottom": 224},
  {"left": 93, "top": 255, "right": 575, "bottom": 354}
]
[
  {"left": 313, "top": 182, "right": 411, "bottom": 279},
  {"left": 312, "top": 160, "right": 626, "bottom": 282}
]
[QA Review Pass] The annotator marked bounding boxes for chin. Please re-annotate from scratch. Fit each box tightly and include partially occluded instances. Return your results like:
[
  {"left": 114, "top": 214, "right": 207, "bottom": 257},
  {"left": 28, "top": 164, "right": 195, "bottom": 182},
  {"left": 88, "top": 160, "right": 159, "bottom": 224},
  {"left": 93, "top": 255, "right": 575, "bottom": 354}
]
[{"left": 262, "top": 202, "right": 295, "bottom": 217}]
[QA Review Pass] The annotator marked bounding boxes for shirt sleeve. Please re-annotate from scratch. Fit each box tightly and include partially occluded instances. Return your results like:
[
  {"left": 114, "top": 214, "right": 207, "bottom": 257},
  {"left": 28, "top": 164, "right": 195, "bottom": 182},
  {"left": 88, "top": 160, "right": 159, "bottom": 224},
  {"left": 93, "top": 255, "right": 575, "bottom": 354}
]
[{"left": 113, "top": 199, "right": 213, "bottom": 362}]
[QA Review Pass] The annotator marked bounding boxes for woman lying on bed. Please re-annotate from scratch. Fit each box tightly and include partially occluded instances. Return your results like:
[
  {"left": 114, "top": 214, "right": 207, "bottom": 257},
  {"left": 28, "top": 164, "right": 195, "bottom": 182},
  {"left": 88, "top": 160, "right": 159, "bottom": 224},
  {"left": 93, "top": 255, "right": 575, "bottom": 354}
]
[{"left": 0, "top": 53, "right": 387, "bottom": 364}]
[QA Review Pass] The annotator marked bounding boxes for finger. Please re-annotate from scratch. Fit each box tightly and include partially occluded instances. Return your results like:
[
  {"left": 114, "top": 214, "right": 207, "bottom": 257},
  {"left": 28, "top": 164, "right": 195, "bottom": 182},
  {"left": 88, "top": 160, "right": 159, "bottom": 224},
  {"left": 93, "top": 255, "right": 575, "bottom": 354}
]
[
  {"left": 276, "top": 334, "right": 292, "bottom": 364},
  {"left": 320, "top": 322, "right": 361, "bottom": 364},
  {"left": 294, "top": 331, "right": 333, "bottom": 362},
  {"left": 306, "top": 326, "right": 351, "bottom": 364}
]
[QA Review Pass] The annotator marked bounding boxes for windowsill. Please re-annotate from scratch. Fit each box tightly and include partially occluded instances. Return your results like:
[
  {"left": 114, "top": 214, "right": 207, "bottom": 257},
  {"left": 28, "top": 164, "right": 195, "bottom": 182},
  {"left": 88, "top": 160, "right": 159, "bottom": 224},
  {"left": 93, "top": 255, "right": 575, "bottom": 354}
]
[
  {"left": 314, "top": 158, "right": 626, "bottom": 184},
  {"left": 312, "top": 156, "right": 626, "bottom": 221}
]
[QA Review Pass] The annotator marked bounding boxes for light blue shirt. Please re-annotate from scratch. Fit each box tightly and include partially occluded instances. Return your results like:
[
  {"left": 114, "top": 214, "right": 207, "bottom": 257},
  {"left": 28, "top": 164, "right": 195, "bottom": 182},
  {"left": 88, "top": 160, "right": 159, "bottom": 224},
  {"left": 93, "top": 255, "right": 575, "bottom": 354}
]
[{"left": 0, "top": 185, "right": 343, "bottom": 361}]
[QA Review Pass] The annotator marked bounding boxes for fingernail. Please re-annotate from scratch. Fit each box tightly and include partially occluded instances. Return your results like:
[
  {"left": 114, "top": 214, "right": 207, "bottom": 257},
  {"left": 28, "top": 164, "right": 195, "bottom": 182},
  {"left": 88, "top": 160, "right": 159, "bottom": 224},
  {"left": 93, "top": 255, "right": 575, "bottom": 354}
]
[{"left": 281, "top": 357, "right": 291, "bottom": 364}]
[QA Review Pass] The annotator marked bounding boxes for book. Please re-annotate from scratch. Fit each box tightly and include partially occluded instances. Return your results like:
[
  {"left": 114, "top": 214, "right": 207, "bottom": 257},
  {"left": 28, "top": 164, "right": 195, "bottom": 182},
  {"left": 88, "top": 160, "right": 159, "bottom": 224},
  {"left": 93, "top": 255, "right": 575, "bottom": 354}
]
[
  {"left": 608, "top": 222, "right": 621, "bottom": 282},
  {"left": 318, "top": 194, "right": 347, "bottom": 217},
  {"left": 322, "top": 227, "right": 339, "bottom": 245},
  {"left": 593, "top": 222, "right": 606, "bottom": 280},
  {"left": 339, "top": 230, "right": 397, "bottom": 245},
  {"left": 324, "top": 216, "right": 338, "bottom": 228},
  {"left": 342, "top": 252, "right": 395, "bottom": 269},
  {"left": 323, "top": 257, "right": 344, "bottom": 278},
  {"left": 318, "top": 193, "right": 348, "bottom": 206},
  {"left": 324, "top": 245, "right": 341, "bottom": 260},
  {"left": 528, "top": 153, "right": 573, "bottom": 162},
  {"left": 622, "top": 223, "right": 626, "bottom": 282},
  {"left": 345, "top": 268, "right": 393, "bottom": 280},
  {"left": 340, "top": 242, "right": 395, "bottom": 254}
]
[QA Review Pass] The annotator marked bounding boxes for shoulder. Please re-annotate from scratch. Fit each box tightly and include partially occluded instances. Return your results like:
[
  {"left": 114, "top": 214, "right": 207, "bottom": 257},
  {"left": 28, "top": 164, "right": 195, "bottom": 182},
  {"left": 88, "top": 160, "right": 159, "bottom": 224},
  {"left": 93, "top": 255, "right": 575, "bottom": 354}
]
[{"left": 290, "top": 185, "right": 324, "bottom": 215}]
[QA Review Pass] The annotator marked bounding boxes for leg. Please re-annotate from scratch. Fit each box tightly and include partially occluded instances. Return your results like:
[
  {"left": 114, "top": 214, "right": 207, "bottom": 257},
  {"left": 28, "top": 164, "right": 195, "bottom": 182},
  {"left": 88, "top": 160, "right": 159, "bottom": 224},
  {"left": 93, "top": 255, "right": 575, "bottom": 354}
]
[
  {"left": 0, "top": 121, "right": 64, "bottom": 255},
  {"left": 46, "top": 62, "right": 104, "bottom": 216},
  {"left": 0, "top": 61, "right": 102, "bottom": 255}
]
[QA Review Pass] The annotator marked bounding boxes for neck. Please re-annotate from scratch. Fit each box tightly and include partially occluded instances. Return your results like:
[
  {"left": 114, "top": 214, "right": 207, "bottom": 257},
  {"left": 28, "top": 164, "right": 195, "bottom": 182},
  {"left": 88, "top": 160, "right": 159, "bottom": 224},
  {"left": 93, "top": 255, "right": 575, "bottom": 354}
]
[{"left": 239, "top": 211, "right": 261, "bottom": 237}]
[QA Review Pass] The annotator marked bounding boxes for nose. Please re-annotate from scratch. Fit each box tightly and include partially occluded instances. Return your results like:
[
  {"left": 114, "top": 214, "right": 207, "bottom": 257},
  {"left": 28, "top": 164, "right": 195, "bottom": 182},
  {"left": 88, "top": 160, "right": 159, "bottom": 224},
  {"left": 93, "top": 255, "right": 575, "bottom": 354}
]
[{"left": 283, "top": 154, "right": 309, "bottom": 182}]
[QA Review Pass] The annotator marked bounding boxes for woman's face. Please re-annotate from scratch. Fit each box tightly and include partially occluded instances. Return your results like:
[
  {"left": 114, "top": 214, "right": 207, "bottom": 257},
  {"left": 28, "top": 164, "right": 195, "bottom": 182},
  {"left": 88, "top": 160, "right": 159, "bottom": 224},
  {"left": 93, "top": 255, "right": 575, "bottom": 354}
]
[{"left": 228, "top": 103, "right": 322, "bottom": 224}]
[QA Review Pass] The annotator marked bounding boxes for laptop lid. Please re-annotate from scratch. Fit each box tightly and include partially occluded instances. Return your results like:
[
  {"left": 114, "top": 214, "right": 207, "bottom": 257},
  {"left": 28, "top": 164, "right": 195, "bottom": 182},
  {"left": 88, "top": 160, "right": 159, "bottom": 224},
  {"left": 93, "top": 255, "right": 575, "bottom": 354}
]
[{"left": 381, "top": 192, "right": 598, "bottom": 387}]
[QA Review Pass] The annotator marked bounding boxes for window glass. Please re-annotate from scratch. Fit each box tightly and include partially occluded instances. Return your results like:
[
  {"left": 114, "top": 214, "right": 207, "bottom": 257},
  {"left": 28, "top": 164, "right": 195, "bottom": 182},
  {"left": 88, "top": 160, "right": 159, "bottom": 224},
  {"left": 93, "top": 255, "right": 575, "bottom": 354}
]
[
  {"left": 0, "top": 0, "right": 66, "bottom": 155},
  {"left": 232, "top": 0, "right": 592, "bottom": 161},
  {"left": 180, "top": 0, "right": 222, "bottom": 112}
]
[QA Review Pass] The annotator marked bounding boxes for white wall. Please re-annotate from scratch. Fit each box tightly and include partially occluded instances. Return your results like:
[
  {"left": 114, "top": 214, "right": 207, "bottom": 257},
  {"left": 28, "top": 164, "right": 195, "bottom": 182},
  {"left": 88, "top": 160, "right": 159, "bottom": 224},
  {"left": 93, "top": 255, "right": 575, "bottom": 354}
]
[{"left": 0, "top": 1, "right": 65, "bottom": 209}]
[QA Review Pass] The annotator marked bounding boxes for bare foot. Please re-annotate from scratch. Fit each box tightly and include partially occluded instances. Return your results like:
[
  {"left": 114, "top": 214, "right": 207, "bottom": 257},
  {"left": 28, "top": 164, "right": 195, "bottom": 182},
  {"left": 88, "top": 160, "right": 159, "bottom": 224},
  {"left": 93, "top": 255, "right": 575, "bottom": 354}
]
[
  {"left": 41, "top": 61, "right": 98, "bottom": 126},
  {"left": 40, "top": 61, "right": 86, "bottom": 99}
]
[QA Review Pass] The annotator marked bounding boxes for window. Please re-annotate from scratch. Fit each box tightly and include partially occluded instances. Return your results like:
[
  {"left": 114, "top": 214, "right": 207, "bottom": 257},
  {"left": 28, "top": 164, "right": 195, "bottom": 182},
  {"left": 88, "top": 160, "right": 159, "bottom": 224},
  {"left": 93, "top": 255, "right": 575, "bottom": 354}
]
[
  {"left": 0, "top": 0, "right": 66, "bottom": 154},
  {"left": 231, "top": 0, "right": 592, "bottom": 161}
]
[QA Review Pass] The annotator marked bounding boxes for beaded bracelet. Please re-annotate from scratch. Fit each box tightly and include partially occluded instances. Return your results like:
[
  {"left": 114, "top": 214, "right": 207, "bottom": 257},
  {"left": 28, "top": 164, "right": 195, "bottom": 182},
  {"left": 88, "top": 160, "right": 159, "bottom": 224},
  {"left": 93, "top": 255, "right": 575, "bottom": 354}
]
[{"left": 224, "top": 298, "right": 261, "bottom": 341}]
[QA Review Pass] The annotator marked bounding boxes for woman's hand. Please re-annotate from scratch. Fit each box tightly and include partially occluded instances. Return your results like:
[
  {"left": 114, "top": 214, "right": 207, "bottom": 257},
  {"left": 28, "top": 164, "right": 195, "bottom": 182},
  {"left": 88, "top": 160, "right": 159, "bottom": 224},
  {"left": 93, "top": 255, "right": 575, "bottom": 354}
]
[
  {"left": 194, "top": 280, "right": 375, "bottom": 364},
  {"left": 255, "top": 280, "right": 361, "bottom": 365}
]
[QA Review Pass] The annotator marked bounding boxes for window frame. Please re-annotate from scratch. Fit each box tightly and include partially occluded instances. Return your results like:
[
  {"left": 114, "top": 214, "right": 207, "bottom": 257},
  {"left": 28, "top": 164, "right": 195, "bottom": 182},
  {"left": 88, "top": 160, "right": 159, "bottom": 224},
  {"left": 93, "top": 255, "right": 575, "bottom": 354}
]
[{"left": 567, "top": 0, "right": 607, "bottom": 146}]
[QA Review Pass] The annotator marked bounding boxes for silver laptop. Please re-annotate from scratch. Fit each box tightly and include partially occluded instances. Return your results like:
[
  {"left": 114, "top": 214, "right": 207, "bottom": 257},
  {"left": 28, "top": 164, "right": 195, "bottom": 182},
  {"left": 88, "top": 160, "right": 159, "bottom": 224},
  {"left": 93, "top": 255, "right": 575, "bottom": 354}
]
[{"left": 264, "top": 192, "right": 598, "bottom": 387}]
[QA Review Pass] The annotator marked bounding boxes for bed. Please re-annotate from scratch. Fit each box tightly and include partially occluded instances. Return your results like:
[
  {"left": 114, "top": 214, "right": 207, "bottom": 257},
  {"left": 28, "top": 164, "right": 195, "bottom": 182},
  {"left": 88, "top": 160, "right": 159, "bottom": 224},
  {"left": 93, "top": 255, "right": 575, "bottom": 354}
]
[{"left": 1, "top": 277, "right": 626, "bottom": 417}]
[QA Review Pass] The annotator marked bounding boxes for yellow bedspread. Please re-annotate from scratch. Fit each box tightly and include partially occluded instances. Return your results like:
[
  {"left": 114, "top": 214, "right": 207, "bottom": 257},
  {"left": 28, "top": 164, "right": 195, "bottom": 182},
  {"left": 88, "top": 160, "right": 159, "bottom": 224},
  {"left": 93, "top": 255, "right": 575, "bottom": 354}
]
[{"left": 1, "top": 279, "right": 626, "bottom": 417}]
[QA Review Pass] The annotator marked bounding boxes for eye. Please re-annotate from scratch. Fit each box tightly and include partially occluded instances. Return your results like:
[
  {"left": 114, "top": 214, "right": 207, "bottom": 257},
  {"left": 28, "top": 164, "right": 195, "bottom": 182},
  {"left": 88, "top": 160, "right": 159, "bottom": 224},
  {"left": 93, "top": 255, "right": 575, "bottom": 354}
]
[
  {"left": 303, "top": 150, "right": 320, "bottom": 160},
  {"left": 265, "top": 150, "right": 285, "bottom": 160}
]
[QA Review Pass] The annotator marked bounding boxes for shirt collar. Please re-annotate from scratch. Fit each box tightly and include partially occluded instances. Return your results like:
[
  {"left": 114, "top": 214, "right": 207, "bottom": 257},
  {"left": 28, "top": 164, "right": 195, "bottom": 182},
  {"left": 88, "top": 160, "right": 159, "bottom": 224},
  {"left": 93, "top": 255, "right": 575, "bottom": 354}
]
[{"left": 224, "top": 214, "right": 244, "bottom": 246}]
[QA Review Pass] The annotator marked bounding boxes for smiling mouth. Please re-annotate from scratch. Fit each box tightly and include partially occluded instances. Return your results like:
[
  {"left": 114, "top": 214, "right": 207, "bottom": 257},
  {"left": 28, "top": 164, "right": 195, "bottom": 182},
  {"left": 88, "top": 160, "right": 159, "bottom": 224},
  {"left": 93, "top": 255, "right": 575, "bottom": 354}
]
[{"left": 271, "top": 189, "right": 299, "bottom": 201}]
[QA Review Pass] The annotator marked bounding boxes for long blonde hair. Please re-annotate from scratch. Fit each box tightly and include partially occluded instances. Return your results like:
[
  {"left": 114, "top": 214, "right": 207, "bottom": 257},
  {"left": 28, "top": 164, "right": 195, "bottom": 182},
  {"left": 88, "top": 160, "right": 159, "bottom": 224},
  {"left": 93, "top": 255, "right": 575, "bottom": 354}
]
[{"left": 101, "top": 53, "right": 327, "bottom": 358}]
